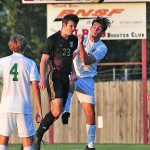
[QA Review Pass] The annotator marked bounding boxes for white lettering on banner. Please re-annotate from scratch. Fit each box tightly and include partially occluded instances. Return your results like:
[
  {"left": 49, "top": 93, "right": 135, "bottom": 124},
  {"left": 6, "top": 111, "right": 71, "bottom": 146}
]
[{"left": 47, "top": 3, "right": 146, "bottom": 40}]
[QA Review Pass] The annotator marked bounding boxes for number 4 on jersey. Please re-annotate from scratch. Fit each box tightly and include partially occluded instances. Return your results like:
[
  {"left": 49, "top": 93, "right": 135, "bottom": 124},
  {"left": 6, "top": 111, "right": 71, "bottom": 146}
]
[{"left": 10, "top": 63, "right": 18, "bottom": 81}]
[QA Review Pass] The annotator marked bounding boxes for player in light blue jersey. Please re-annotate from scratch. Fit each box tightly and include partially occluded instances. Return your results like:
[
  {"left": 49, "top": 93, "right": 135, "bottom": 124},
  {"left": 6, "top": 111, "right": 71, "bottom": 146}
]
[{"left": 62, "top": 16, "right": 111, "bottom": 150}]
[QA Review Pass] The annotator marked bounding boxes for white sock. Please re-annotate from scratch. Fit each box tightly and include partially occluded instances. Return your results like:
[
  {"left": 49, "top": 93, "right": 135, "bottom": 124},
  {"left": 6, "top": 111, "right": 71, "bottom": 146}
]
[
  {"left": 0, "top": 145, "right": 7, "bottom": 150},
  {"left": 86, "top": 124, "right": 96, "bottom": 148},
  {"left": 23, "top": 146, "right": 33, "bottom": 150},
  {"left": 64, "top": 92, "right": 73, "bottom": 112}
]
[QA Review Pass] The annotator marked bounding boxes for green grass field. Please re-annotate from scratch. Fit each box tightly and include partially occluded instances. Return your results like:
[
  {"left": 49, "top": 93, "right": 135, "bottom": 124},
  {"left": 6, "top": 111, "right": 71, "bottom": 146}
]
[{"left": 7, "top": 144, "right": 150, "bottom": 150}]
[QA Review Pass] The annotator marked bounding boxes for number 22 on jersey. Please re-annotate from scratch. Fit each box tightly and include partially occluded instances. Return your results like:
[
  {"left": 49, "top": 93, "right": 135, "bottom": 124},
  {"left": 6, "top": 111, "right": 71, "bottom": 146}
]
[{"left": 10, "top": 63, "right": 18, "bottom": 81}]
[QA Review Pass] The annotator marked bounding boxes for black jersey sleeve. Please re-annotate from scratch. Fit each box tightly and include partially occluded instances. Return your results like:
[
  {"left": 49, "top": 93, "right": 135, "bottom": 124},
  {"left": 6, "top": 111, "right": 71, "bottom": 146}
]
[{"left": 42, "top": 37, "right": 53, "bottom": 56}]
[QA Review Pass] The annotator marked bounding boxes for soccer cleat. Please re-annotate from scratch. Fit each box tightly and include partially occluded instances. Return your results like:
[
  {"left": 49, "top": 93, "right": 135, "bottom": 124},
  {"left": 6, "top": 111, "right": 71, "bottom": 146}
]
[
  {"left": 33, "top": 134, "right": 42, "bottom": 150},
  {"left": 61, "top": 112, "right": 70, "bottom": 125},
  {"left": 85, "top": 146, "right": 95, "bottom": 150}
]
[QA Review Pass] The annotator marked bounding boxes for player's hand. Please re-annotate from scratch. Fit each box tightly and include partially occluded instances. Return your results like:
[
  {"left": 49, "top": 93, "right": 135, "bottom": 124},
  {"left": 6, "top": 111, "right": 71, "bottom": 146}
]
[
  {"left": 39, "top": 80, "right": 46, "bottom": 90},
  {"left": 36, "top": 112, "right": 43, "bottom": 123},
  {"left": 78, "top": 34, "right": 84, "bottom": 46}
]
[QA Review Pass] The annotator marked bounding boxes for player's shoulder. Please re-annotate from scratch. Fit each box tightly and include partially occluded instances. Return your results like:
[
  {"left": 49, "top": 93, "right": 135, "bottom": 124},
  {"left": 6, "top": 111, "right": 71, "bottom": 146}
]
[
  {"left": 47, "top": 31, "right": 60, "bottom": 43},
  {"left": 99, "top": 40, "right": 107, "bottom": 48},
  {"left": 49, "top": 31, "right": 60, "bottom": 39},
  {"left": 0, "top": 55, "right": 12, "bottom": 63},
  {"left": 23, "top": 55, "right": 36, "bottom": 66},
  {"left": 97, "top": 40, "right": 108, "bottom": 53}
]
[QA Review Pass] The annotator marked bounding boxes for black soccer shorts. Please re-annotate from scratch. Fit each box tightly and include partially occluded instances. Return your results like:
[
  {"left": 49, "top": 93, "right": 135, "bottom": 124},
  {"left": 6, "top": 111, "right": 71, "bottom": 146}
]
[{"left": 46, "top": 69, "right": 69, "bottom": 107}]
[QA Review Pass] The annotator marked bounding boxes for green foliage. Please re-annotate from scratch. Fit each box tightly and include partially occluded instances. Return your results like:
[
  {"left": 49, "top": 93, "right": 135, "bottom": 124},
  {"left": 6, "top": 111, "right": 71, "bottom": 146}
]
[
  {"left": 0, "top": 1, "right": 149, "bottom": 77},
  {"left": 0, "top": 0, "right": 46, "bottom": 64}
]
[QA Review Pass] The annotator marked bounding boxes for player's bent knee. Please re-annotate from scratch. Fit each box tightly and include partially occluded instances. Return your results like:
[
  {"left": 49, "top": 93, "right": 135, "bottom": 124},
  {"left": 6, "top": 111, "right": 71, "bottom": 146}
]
[{"left": 52, "top": 110, "right": 61, "bottom": 118}]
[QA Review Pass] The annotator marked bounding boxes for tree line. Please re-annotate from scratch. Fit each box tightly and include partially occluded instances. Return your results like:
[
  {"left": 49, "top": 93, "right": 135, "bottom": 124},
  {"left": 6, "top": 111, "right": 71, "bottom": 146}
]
[{"left": 0, "top": 0, "right": 149, "bottom": 79}]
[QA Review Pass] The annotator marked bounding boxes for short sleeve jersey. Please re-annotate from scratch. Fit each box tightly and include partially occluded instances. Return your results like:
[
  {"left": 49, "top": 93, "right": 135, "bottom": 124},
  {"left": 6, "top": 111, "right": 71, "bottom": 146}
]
[
  {"left": 73, "top": 35, "right": 108, "bottom": 78},
  {"left": 0, "top": 53, "right": 39, "bottom": 114},
  {"left": 42, "top": 31, "right": 78, "bottom": 74}
]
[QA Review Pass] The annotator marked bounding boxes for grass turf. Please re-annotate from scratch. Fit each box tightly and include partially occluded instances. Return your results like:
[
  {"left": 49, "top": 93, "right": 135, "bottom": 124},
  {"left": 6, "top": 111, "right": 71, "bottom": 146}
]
[{"left": 7, "top": 144, "right": 150, "bottom": 150}]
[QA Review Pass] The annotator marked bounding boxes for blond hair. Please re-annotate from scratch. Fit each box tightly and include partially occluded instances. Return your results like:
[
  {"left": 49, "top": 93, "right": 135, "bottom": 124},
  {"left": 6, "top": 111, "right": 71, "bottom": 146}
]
[{"left": 8, "top": 34, "right": 27, "bottom": 53}]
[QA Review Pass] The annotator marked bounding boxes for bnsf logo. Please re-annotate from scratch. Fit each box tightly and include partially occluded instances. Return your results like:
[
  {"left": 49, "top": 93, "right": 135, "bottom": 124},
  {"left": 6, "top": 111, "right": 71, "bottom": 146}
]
[{"left": 57, "top": 9, "right": 124, "bottom": 17}]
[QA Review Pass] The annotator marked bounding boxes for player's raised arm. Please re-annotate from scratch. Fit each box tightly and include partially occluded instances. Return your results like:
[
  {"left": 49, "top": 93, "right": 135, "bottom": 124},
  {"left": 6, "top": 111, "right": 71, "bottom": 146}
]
[{"left": 78, "top": 34, "right": 96, "bottom": 66}]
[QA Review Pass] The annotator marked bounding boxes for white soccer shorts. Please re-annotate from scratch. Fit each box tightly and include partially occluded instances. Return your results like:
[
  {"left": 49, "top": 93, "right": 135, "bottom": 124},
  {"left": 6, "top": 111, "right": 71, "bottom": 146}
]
[
  {"left": 75, "top": 77, "right": 95, "bottom": 104},
  {"left": 0, "top": 113, "right": 35, "bottom": 137}
]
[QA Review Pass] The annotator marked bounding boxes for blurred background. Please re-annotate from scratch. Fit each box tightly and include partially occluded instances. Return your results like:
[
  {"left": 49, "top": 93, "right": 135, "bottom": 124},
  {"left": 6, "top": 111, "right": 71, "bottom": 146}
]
[{"left": 0, "top": 0, "right": 150, "bottom": 82}]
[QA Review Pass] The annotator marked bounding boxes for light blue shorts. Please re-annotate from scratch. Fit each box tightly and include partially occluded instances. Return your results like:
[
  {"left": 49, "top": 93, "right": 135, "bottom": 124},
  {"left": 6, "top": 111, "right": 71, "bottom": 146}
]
[{"left": 75, "top": 77, "right": 95, "bottom": 104}]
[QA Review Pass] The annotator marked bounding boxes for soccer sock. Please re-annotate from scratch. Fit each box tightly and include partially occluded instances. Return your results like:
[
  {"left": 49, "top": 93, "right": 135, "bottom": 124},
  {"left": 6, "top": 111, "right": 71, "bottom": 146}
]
[
  {"left": 64, "top": 92, "right": 73, "bottom": 112},
  {"left": 0, "top": 145, "right": 7, "bottom": 150},
  {"left": 36, "top": 111, "right": 55, "bottom": 139},
  {"left": 86, "top": 124, "right": 96, "bottom": 148},
  {"left": 23, "top": 146, "right": 33, "bottom": 150}
]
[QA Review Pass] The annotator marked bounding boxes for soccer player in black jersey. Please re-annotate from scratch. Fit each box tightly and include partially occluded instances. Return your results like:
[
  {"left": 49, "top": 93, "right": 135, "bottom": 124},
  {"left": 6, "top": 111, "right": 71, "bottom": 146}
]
[{"left": 33, "top": 14, "right": 79, "bottom": 150}]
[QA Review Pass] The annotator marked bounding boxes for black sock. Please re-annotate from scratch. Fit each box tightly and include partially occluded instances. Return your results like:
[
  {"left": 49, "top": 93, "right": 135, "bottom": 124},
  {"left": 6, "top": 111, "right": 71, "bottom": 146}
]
[{"left": 36, "top": 111, "right": 55, "bottom": 139}]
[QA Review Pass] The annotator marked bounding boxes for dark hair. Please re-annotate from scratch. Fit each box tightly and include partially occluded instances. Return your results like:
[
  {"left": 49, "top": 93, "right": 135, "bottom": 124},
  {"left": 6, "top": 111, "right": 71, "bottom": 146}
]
[
  {"left": 62, "top": 14, "right": 79, "bottom": 25},
  {"left": 92, "top": 16, "right": 111, "bottom": 31}
]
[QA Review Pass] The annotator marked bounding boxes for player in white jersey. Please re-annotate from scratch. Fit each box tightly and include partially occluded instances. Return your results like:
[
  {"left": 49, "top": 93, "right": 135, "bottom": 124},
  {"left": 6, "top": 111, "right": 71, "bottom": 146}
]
[
  {"left": 62, "top": 17, "right": 111, "bottom": 150},
  {"left": 0, "top": 34, "right": 43, "bottom": 150}
]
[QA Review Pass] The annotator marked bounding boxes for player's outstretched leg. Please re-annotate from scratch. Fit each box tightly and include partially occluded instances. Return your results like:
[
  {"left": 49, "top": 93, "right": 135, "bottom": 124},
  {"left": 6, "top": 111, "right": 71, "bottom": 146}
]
[
  {"left": 61, "top": 91, "right": 73, "bottom": 125},
  {"left": 33, "top": 135, "right": 41, "bottom": 150},
  {"left": 33, "top": 111, "right": 56, "bottom": 150}
]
